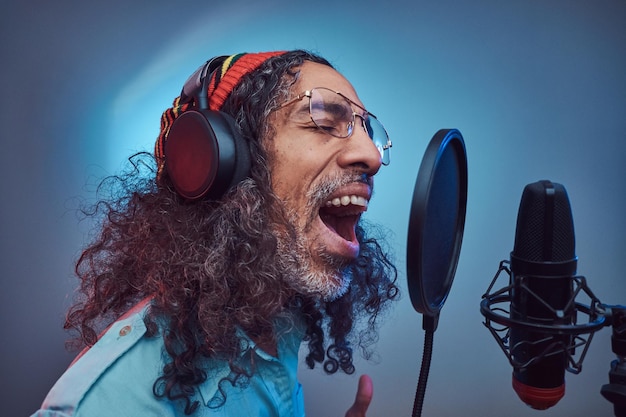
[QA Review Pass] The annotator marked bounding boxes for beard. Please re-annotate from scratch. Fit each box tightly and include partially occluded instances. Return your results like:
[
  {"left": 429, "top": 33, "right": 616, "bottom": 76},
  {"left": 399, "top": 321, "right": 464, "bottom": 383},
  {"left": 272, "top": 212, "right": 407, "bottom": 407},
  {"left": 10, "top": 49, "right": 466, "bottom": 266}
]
[
  {"left": 275, "top": 218, "right": 353, "bottom": 302},
  {"left": 272, "top": 172, "right": 370, "bottom": 301}
]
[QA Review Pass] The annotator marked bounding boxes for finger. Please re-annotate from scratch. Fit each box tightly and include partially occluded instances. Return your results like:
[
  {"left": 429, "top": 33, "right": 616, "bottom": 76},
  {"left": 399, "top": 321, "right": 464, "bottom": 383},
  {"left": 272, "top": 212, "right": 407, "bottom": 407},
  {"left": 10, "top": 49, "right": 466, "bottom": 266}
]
[{"left": 346, "top": 374, "right": 373, "bottom": 417}]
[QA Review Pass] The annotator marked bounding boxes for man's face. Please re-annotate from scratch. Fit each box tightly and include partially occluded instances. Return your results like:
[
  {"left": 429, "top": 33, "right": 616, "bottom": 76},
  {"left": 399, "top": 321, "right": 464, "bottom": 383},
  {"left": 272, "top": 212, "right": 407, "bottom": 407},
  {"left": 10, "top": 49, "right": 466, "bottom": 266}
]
[{"left": 267, "top": 62, "right": 383, "bottom": 300}]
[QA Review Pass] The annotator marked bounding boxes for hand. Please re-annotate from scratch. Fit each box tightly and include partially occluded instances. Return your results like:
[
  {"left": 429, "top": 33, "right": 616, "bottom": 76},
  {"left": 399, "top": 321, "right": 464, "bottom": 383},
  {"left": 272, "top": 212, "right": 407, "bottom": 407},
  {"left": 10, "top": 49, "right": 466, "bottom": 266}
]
[{"left": 345, "top": 374, "right": 373, "bottom": 417}]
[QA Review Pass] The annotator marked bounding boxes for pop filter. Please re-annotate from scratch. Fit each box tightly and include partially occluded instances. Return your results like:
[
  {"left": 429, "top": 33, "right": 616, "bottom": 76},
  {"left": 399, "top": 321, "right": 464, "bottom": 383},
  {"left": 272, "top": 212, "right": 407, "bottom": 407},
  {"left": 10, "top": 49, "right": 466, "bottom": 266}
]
[
  {"left": 407, "top": 128, "right": 468, "bottom": 330},
  {"left": 407, "top": 129, "right": 467, "bottom": 417}
]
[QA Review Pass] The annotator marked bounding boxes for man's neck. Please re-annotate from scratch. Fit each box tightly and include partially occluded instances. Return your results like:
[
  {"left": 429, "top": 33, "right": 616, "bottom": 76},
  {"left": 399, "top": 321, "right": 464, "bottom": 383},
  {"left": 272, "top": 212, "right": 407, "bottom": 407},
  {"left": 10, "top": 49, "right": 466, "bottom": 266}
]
[{"left": 254, "top": 337, "right": 278, "bottom": 357}]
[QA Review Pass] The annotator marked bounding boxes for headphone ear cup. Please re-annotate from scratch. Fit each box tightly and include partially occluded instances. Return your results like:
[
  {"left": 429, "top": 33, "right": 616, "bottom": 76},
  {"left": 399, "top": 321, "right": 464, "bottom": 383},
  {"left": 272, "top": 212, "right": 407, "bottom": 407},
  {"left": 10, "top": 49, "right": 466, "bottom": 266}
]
[
  {"left": 164, "top": 109, "right": 250, "bottom": 200},
  {"left": 218, "top": 111, "right": 251, "bottom": 192}
]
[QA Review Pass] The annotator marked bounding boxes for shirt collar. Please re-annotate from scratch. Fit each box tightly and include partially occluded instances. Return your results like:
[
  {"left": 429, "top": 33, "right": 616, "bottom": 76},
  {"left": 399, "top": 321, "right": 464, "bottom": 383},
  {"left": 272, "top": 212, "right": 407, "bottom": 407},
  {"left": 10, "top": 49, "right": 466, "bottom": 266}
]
[{"left": 196, "top": 315, "right": 306, "bottom": 407}]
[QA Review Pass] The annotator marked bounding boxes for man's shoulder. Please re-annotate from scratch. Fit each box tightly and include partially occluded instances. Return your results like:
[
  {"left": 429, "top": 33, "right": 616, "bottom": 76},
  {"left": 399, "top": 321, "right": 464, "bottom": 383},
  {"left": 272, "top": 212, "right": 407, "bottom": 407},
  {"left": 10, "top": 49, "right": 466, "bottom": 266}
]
[{"left": 34, "top": 299, "right": 171, "bottom": 416}]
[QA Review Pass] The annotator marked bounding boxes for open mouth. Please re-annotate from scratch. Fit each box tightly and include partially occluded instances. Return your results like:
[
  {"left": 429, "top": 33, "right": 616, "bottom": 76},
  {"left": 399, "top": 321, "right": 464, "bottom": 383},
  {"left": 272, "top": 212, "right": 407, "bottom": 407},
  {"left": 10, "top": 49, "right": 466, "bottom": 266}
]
[{"left": 318, "top": 194, "right": 368, "bottom": 244}]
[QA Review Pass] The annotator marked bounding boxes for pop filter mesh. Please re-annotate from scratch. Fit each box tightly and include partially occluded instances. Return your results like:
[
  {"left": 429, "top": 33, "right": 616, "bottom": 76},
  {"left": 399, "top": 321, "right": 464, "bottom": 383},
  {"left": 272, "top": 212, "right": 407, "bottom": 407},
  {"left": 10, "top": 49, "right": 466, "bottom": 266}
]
[{"left": 421, "top": 144, "right": 462, "bottom": 307}]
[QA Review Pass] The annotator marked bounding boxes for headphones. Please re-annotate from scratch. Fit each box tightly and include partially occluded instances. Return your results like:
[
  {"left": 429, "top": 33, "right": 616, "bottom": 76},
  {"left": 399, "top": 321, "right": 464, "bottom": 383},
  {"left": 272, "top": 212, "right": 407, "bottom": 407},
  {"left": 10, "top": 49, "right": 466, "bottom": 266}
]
[{"left": 164, "top": 56, "right": 251, "bottom": 201}]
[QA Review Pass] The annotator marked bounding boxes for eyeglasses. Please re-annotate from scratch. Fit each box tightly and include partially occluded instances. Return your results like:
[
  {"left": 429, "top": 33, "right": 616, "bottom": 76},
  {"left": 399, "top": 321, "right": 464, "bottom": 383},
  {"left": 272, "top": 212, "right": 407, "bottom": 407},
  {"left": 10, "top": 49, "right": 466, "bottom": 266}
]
[{"left": 276, "top": 87, "right": 392, "bottom": 165}]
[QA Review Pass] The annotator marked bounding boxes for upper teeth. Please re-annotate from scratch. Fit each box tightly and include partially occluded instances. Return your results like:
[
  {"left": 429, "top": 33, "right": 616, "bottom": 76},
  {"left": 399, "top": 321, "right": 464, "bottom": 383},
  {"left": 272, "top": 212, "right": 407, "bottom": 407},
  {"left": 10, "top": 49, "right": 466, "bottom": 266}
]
[{"left": 325, "top": 195, "right": 368, "bottom": 208}]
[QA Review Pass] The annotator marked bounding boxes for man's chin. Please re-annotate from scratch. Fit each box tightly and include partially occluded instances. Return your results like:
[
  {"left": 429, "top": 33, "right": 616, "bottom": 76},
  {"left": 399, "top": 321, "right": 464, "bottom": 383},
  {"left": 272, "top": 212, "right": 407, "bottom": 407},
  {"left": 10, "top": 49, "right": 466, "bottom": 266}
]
[
  {"left": 276, "top": 213, "right": 355, "bottom": 301},
  {"left": 322, "top": 274, "right": 351, "bottom": 301},
  {"left": 292, "top": 267, "right": 352, "bottom": 302}
]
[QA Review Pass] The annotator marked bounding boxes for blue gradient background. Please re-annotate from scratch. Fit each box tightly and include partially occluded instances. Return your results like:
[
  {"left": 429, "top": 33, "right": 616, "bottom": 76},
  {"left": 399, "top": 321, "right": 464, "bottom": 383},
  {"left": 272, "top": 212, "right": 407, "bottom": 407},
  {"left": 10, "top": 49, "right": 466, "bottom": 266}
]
[{"left": 1, "top": 1, "right": 624, "bottom": 416}]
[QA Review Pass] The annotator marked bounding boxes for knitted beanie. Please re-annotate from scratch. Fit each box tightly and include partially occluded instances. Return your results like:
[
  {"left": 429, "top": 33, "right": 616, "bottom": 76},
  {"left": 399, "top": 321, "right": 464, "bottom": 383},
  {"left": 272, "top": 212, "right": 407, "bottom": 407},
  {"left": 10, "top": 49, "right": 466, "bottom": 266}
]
[{"left": 154, "top": 51, "right": 286, "bottom": 181}]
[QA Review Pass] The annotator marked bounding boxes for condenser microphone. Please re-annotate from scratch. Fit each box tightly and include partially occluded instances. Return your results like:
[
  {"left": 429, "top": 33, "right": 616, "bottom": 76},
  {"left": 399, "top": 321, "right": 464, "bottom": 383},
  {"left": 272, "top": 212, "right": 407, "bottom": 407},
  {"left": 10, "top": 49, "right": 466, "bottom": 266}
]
[
  {"left": 508, "top": 180, "right": 578, "bottom": 410},
  {"left": 481, "top": 180, "right": 609, "bottom": 411}
]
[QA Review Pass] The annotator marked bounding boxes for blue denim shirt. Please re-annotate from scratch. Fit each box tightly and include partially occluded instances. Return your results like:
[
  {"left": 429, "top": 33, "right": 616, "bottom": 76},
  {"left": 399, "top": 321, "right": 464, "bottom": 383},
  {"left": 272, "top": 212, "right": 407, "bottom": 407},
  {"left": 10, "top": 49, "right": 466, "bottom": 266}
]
[{"left": 31, "top": 300, "right": 306, "bottom": 417}]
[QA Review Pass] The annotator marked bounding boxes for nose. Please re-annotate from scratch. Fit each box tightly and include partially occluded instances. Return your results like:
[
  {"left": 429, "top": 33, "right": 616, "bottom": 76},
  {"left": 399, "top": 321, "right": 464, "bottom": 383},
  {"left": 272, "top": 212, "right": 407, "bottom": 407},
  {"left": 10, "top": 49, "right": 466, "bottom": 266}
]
[{"left": 336, "top": 115, "right": 382, "bottom": 175}]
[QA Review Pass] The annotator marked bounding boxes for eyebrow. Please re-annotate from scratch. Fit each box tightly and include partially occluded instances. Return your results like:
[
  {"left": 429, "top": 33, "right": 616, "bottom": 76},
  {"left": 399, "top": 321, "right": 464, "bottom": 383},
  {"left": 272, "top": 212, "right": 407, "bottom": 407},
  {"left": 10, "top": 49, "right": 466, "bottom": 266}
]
[
  {"left": 290, "top": 101, "right": 310, "bottom": 119},
  {"left": 312, "top": 101, "right": 352, "bottom": 119}
]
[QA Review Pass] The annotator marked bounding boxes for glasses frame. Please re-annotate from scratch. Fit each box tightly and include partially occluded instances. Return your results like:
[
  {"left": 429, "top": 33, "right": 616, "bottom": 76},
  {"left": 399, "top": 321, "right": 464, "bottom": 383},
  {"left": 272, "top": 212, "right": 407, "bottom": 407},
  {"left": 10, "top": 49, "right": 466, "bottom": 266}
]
[{"left": 275, "top": 87, "right": 392, "bottom": 165}]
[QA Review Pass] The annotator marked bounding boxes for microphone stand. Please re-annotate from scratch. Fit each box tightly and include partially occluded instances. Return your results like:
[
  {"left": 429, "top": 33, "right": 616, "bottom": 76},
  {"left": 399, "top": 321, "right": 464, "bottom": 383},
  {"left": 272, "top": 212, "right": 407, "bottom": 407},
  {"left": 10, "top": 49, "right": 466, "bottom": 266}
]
[
  {"left": 412, "top": 314, "right": 438, "bottom": 417},
  {"left": 601, "top": 305, "right": 626, "bottom": 417},
  {"left": 480, "top": 262, "right": 626, "bottom": 416}
]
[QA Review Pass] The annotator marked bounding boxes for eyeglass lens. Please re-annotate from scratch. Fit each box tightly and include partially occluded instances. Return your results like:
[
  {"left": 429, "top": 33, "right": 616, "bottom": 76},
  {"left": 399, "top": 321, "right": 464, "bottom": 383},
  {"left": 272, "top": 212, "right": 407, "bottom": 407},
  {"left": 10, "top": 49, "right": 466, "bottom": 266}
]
[{"left": 309, "top": 88, "right": 390, "bottom": 165}]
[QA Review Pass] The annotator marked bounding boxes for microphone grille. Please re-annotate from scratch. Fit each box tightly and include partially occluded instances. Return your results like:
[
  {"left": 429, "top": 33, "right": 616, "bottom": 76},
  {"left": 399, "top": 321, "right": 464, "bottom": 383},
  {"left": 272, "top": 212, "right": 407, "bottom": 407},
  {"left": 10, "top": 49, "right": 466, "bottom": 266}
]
[{"left": 513, "top": 180, "right": 575, "bottom": 262}]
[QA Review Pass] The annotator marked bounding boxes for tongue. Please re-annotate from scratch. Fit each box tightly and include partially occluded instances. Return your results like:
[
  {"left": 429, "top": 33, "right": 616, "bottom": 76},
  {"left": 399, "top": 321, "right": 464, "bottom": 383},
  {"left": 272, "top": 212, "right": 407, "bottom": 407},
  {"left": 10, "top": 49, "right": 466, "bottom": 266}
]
[{"left": 320, "top": 210, "right": 358, "bottom": 243}]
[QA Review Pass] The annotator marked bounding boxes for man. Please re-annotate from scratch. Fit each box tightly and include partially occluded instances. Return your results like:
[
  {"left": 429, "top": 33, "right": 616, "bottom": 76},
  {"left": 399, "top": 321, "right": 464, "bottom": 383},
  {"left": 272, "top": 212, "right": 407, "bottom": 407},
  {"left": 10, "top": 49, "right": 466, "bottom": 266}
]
[{"left": 32, "top": 50, "right": 398, "bottom": 417}]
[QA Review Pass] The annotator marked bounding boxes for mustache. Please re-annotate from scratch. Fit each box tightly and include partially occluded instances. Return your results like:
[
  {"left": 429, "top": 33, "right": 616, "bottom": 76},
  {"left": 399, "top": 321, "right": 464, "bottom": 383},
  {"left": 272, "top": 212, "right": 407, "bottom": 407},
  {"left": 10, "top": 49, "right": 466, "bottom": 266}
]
[{"left": 306, "top": 172, "right": 373, "bottom": 212}]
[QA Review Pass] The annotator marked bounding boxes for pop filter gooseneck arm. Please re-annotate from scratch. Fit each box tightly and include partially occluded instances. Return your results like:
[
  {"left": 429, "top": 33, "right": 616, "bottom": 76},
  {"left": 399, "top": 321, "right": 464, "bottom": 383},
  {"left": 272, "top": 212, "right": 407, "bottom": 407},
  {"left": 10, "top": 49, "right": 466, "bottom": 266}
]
[{"left": 407, "top": 129, "right": 468, "bottom": 417}]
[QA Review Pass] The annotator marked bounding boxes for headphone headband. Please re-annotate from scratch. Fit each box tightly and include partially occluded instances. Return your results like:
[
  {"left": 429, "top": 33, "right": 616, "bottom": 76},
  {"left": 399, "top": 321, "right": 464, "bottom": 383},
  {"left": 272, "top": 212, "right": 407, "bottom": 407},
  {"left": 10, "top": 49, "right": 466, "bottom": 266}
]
[{"left": 179, "top": 56, "right": 228, "bottom": 107}]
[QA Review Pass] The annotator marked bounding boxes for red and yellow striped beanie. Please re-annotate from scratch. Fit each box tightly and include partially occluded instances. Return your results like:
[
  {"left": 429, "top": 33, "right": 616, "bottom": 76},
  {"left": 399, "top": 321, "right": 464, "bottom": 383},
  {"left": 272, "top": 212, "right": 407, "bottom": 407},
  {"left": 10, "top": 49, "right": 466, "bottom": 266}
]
[{"left": 155, "top": 51, "right": 286, "bottom": 181}]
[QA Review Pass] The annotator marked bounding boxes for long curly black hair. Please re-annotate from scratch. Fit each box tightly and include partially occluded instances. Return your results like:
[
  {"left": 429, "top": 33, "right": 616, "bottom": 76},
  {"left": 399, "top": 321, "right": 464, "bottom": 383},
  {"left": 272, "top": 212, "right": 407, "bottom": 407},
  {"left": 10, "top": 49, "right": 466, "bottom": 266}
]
[{"left": 65, "top": 50, "right": 399, "bottom": 414}]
